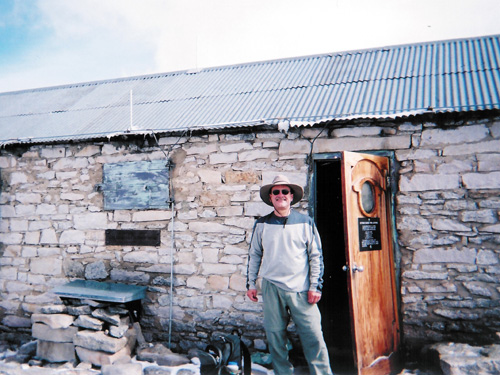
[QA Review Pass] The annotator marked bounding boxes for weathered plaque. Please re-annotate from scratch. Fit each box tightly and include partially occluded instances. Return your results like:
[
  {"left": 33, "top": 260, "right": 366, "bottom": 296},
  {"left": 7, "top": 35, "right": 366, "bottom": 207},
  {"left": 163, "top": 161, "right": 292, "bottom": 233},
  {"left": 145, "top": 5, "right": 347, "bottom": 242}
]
[
  {"left": 105, "top": 229, "right": 161, "bottom": 246},
  {"left": 358, "top": 217, "right": 381, "bottom": 251},
  {"left": 101, "top": 160, "right": 170, "bottom": 210}
]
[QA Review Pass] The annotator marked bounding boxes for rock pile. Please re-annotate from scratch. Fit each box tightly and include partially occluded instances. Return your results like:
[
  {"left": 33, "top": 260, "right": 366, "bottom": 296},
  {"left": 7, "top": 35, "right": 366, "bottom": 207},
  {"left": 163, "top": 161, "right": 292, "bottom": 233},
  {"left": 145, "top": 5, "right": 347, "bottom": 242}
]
[
  {"left": 432, "top": 342, "right": 500, "bottom": 375},
  {"left": 32, "top": 300, "right": 137, "bottom": 366}
]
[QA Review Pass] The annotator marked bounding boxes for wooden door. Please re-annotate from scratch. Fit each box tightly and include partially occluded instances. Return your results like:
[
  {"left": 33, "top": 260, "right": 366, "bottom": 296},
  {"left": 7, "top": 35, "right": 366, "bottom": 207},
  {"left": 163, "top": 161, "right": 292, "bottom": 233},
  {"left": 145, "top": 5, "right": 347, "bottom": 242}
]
[{"left": 341, "top": 151, "right": 400, "bottom": 374}]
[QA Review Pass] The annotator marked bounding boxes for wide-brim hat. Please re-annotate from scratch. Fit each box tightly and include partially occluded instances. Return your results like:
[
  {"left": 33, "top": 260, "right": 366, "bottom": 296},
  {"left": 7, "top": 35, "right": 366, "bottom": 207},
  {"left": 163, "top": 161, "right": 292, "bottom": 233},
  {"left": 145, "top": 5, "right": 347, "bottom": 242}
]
[{"left": 260, "top": 175, "right": 304, "bottom": 206}]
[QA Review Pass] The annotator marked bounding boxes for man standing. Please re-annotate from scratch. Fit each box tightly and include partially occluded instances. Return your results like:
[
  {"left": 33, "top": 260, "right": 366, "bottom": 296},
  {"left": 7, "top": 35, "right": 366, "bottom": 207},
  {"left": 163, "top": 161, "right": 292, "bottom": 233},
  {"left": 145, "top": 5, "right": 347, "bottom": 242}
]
[{"left": 246, "top": 175, "right": 333, "bottom": 375}]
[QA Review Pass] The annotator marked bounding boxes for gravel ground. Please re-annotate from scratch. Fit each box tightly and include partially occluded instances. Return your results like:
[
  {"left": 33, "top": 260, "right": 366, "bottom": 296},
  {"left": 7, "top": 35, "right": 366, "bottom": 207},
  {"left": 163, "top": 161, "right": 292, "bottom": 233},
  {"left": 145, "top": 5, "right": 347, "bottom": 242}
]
[{"left": 0, "top": 339, "right": 443, "bottom": 375}]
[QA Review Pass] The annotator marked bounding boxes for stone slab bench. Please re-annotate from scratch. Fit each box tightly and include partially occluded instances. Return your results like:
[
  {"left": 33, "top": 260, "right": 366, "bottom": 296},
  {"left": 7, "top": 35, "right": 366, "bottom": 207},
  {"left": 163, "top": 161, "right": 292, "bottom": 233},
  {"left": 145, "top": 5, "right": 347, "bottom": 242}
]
[
  {"left": 52, "top": 280, "right": 147, "bottom": 303},
  {"left": 52, "top": 280, "right": 147, "bottom": 321}
]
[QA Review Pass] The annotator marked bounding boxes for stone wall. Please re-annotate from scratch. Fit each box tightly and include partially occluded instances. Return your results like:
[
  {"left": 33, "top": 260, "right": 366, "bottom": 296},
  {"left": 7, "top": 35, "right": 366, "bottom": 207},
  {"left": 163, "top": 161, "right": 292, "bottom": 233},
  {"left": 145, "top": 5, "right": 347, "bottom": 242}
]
[
  {"left": 396, "top": 117, "right": 500, "bottom": 348},
  {"left": 1, "top": 113, "right": 500, "bottom": 354}
]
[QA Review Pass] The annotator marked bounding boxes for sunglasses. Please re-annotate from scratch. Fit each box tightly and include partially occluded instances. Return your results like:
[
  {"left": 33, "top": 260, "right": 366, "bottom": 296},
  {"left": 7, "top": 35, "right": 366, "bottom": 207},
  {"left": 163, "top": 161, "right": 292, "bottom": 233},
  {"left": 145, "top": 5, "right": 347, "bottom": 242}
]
[{"left": 271, "top": 189, "right": 291, "bottom": 196}]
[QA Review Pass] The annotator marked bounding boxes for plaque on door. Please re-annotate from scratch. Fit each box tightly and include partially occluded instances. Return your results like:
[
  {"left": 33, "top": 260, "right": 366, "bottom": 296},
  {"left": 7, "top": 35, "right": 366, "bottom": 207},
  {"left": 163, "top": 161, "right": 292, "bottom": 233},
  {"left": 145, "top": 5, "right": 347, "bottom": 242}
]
[{"left": 358, "top": 217, "right": 381, "bottom": 251}]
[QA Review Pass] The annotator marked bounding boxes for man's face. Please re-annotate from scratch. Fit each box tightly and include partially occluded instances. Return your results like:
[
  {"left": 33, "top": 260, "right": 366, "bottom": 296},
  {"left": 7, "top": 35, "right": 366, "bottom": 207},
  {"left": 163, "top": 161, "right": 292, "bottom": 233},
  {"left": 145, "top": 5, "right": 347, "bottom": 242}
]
[{"left": 269, "top": 184, "right": 293, "bottom": 211}]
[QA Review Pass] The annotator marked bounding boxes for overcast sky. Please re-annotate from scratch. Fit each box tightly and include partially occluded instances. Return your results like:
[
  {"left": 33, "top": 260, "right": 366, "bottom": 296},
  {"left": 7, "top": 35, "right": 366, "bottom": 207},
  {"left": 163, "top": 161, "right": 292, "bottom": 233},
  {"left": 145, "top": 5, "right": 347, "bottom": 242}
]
[{"left": 1, "top": 0, "right": 500, "bottom": 93}]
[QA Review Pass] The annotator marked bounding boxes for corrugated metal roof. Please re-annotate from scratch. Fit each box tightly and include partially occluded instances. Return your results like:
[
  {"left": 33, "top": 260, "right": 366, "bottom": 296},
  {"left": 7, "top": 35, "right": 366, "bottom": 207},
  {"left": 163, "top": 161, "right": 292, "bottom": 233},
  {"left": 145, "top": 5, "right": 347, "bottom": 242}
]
[{"left": 1, "top": 34, "right": 499, "bottom": 146}]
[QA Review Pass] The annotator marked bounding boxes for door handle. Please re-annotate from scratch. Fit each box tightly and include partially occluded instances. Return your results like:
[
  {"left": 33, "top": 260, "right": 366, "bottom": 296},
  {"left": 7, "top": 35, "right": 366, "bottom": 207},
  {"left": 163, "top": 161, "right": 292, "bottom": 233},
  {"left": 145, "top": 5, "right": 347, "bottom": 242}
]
[
  {"left": 342, "top": 264, "right": 364, "bottom": 272},
  {"left": 352, "top": 264, "right": 364, "bottom": 273}
]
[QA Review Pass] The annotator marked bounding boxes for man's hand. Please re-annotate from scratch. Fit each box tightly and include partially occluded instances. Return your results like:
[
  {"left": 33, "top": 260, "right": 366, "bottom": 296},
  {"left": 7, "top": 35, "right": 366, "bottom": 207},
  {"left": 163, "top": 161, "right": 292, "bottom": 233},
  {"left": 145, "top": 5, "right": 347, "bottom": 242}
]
[
  {"left": 308, "top": 290, "right": 322, "bottom": 304},
  {"left": 247, "top": 289, "right": 258, "bottom": 302}
]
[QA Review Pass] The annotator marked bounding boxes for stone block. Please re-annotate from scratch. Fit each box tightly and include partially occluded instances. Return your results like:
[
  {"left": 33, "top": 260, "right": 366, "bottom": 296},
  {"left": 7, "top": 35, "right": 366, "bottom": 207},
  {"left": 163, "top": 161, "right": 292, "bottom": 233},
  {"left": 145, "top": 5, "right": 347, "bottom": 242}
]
[
  {"left": 109, "top": 317, "right": 130, "bottom": 339},
  {"left": 144, "top": 366, "right": 174, "bottom": 375},
  {"left": 123, "top": 251, "right": 158, "bottom": 264},
  {"left": 421, "top": 125, "right": 489, "bottom": 146},
  {"left": 107, "top": 306, "right": 130, "bottom": 315},
  {"left": 413, "top": 248, "right": 476, "bottom": 264},
  {"left": 397, "top": 216, "right": 431, "bottom": 232},
  {"left": 189, "top": 221, "right": 230, "bottom": 233},
  {"left": 480, "top": 224, "right": 500, "bottom": 233},
  {"left": 76, "top": 145, "right": 100, "bottom": 157},
  {"left": 279, "top": 139, "right": 311, "bottom": 155},
  {"left": 73, "top": 213, "right": 107, "bottom": 230},
  {"left": 396, "top": 149, "right": 437, "bottom": 161},
  {"left": 198, "top": 169, "right": 222, "bottom": 184},
  {"left": 217, "top": 206, "right": 243, "bottom": 217},
  {"left": 400, "top": 174, "right": 459, "bottom": 192},
  {"left": 39, "top": 304, "right": 67, "bottom": 314},
  {"left": 40, "top": 148, "right": 65, "bottom": 158},
  {"left": 101, "top": 363, "right": 143, "bottom": 375},
  {"left": 478, "top": 154, "right": 500, "bottom": 172},
  {"left": 186, "top": 276, "right": 207, "bottom": 289},
  {"left": 437, "top": 159, "right": 474, "bottom": 174},
  {"left": 201, "top": 263, "right": 237, "bottom": 275},
  {"left": 59, "top": 230, "right": 86, "bottom": 244},
  {"left": 463, "top": 282, "right": 493, "bottom": 297},
  {"left": 36, "top": 340, "right": 75, "bottom": 363},
  {"left": 333, "top": 126, "right": 382, "bottom": 138},
  {"left": 53, "top": 157, "right": 88, "bottom": 170},
  {"left": 32, "top": 323, "right": 78, "bottom": 343},
  {"left": 433, "top": 309, "right": 479, "bottom": 320},
  {"left": 224, "top": 171, "right": 259, "bottom": 184},
  {"left": 132, "top": 210, "right": 173, "bottom": 222},
  {"left": 444, "top": 139, "right": 500, "bottom": 156},
  {"left": 238, "top": 149, "right": 276, "bottom": 162},
  {"left": 199, "top": 192, "right": 231, "bottom": 207},
  {"left": 74, "top": 330, "right": 128, "bottom": 353},
  {"left": 0, "top": 267, "right": 17, "bottom": 281},
  {"left": 110, "top": 269, "right": 150, "bottom": 283},
  {"left": 219, "top": 142, "right": 253, "bottom": 153},
  {"left": 85, "top": 260, "right": 109, "bottom": 280},
  {"left": 402, "top": 270, "right": 448, "bottom": 280},
  {"left": 63, "top": 259, "right": 85, "bottom": 278},
  {"left": 0, "top": 232, "right": 23, "bottom": 244},
  {"left": 207, "top": 275, "right": 229, "bottom": 290},
  {"left": 35, "top": 204, "right": 57, "bottom": 215},
  {"left": 73, "top": 315, "right": 104, "bottom": 330},
  {"left": 229, "top": 274, "right": 247, "bottom": 292},
  {"left": 2, "top": 315, "right": 31, "bottom": 328},
  {"left": 0, "top": 205, "right": 16, "bottom": 217},
  {"left": 31, "top": 313, "right": 74, "bottom": 329},
  {"left": 92, "top": 308, "right": 121, "bottom": 326},
  {"left": 67, "top": 305, "right": 92, "bottom": 316},
  {"left": 209, "top": 152, "right": 238, "bottom": 164},
  {"left": 313, "top": 135, "right": 411, "bottom": 153},
  {"left": 432, "top": 219, "right": 471, "bottom": 232},
  {"left": 15, "top": 192, "right": 41, "bottom": 204},
  {"left": 185, "top": 143, "right": 217, "bottom": 155},
  {"left": 462, "top": 171, "right": 500, "bottom": 190},
  {"left": 230, "top": 191, "right": 251, "bottom": 202},
  {"left": 75, "top": 345, "right": 132, "bottom": 367},
  {"left": 136, "top": 343, "right": 191, "bottom": 366}
]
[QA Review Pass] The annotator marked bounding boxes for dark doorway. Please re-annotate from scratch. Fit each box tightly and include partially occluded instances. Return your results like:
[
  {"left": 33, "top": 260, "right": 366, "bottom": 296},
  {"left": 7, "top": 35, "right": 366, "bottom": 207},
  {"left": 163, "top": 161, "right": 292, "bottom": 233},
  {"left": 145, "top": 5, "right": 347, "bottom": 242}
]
[{"left": 315, "top": 159, "right": 356, "bottom": 374}]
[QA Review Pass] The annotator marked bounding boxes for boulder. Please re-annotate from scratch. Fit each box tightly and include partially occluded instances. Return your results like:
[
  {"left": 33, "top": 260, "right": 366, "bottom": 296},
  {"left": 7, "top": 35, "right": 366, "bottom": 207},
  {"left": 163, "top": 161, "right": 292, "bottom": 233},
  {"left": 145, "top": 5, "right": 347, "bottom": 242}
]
[
  {"left": 137, "top": 343, "right": 191, "bottom": 366},
  {"left": 431, "top": 342, "right": 500, "bottom": 375}
]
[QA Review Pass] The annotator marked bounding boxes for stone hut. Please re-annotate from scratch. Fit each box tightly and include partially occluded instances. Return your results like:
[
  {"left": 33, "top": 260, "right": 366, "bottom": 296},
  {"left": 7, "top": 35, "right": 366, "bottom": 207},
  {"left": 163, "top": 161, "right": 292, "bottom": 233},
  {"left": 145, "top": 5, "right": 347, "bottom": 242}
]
[{"left": 0, "top": 34, "right": 499, "bottom": 372}]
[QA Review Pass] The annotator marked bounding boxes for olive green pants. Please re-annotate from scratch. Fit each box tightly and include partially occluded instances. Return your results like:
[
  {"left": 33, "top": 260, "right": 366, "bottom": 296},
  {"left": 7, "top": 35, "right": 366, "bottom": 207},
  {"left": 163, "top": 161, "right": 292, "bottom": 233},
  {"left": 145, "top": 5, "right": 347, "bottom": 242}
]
[{"left": 262, "top": 279, "right": 333, "bottom": 375}]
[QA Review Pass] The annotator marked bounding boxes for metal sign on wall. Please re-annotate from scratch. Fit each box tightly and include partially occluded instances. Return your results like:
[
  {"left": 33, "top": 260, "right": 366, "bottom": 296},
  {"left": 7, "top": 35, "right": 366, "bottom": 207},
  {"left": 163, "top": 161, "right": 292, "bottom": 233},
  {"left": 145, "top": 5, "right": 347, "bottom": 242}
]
[{"left": 101, "top": 160, "right": 170, "bottom": 210}]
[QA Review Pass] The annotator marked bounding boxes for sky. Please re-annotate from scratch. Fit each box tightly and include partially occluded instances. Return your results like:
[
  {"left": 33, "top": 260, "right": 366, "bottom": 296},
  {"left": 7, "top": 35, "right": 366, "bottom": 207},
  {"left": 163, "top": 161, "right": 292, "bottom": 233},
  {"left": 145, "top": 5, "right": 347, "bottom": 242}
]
[{"left": 1, "top": 0, "right": 500, "bottom": 93}]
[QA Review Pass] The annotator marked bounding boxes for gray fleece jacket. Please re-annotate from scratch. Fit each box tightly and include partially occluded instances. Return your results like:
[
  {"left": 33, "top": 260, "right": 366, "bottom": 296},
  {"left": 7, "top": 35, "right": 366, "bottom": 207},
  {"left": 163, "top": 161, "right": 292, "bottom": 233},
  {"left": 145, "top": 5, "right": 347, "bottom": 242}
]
[{"left": 246, "top": 210, "right": 325, "bottom": 293}]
